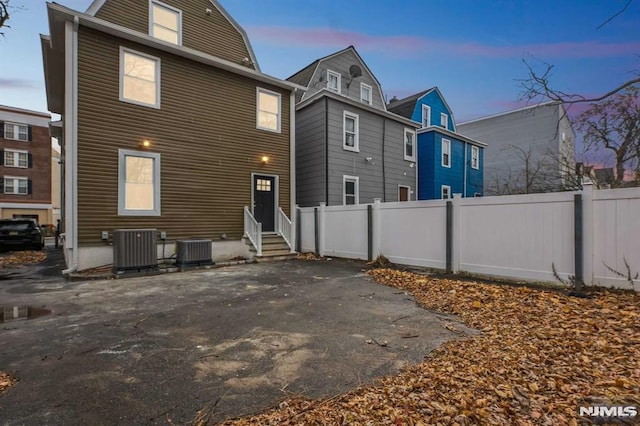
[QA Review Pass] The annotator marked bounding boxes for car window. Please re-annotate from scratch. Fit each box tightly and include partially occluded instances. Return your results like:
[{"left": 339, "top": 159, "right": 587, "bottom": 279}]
[{"left": 0, "top": 221, "right": 37, "bottom": 231}]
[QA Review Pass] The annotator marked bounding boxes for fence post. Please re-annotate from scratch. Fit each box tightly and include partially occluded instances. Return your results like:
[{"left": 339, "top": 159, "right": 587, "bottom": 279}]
[
  {"left": 582, "top": 182, "right": 594, "bottom": 286},
  {"left": 318, "top": 202, "right": 326, "bottom": 257},
  {"left": 295, "top": 205, "right": 301, "bottom": 253},
  {"left": 446, "top": 200, "right": 453, "bottom": 273},
  {"left": 574, "top": 194, "right": 583, "bottom": 289},
  {"left": 451, "top": 194, "right": 462, "bottom": 273},
  {"left": 314, "top": 207, "right": 319, "bottom": 256},
  {"left": 372, "top": 198, "right": 381, "bottom": 259},
  {"left": 367, "top": 204, "right": 373, "bottom": 262}
]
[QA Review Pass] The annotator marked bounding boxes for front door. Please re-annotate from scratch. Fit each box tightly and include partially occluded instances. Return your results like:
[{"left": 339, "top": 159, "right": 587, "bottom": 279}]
[{"left": 253, "top": 175, "right": 276, "bottom": 232}]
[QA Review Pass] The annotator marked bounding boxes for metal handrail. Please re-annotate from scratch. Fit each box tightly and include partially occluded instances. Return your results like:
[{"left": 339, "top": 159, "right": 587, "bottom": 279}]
[{"left": 243, "top": 206, "right": 262, "bottom": 256}]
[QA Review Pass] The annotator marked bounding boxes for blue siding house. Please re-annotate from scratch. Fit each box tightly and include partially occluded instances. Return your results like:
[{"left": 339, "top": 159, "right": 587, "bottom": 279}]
[{"left": 388, "top": 88, "right": 486, "bottom": 199}]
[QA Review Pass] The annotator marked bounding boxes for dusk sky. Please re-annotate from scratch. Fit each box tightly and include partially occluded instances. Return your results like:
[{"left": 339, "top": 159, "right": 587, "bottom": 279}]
[{"left": 1, "top": 0, "right": 639, "bottom": 124}]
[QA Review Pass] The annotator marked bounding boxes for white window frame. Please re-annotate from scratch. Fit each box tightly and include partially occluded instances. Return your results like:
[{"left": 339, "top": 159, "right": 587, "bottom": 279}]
[
  {"left": 4, "top": 149, "right": 29, "bottom": 168},
  {"left": 471, "top": 145, "right": 479, "bottom": 170},
  {"left": 3, "top": 122, "right": 29, "bottom": 141},
  {"left": 343, "top": 111, "right": 359, "bottom": 152},
  {"left": 256, "top": 87, "right": 282, "bottom": 133},
  {"left": 4, "top": 176, "right": 28, "bottom": 195},
  {"left": 118, "top": 149, "right": 161, "bottom": 216},
  {"left": 360, "top": 82, "right": 372, "bottom": 105},
  {"left": 119, "top": 47, "right": 161, "bottom": 109},
  {"left": 442, "top": 138, "right": 451, "bottom": 168},
  {"left": 343, "top": 175, "right": 359, "bottom": 205},
  {"left": 327, "top": 69, "right": 341, "bottom": 94},
  {"left": 421, "top": 105, "right": 431, "bottom": 128},
  {"left": 398, "top": 185, "right": 410, "bottom": 202},
  {"left": 149, "top": 0, "right": 182, "bottom": 45},
  {"left": 403, "top": 128, "right": 416, "bottom": 162},
  {"left": 440, "top": 112, "right": 448, "bottom": 128},
  {"left": 441, "top": 185, "right": 451, "bottom": 200}
]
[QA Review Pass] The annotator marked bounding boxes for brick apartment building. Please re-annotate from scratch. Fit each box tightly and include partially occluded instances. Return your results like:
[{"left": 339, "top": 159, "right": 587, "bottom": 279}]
[{"left": 0, "top": 105, "right": 54, "bottom": 227}]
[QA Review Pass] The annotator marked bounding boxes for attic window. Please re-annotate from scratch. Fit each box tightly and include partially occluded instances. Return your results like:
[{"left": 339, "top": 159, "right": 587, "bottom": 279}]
[
  {"left": 440, "top": 113, "right": 448, "bottom": 129},
  {"left": 327, "top": 70, "right": 341, "bottom": 94},
  {"left": 360, "top": 83, "right": 372, "bottom": 105},
  {"left": 150, "top": 0, "right": 182, "bottom": 45}
]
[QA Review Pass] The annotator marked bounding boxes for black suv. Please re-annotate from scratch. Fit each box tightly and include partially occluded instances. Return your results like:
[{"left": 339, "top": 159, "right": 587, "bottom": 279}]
[{"left": 0, "top": 219, "right": 45, "bottom": 251}]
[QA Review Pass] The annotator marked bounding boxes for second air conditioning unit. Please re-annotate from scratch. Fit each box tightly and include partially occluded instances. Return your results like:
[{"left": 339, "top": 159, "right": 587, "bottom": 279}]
[{"left": 176, "top": 239, "right": 213, "bottom": 267}]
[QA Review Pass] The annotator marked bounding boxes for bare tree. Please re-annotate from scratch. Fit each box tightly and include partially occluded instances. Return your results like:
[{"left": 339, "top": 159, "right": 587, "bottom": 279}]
[
  {"left": 574, "top": 86, "right": 640, "bottom": 186},
  {"left": 0, "top": 1, "right": 10, "bottom": 35},
  {"left": 518, "top": 1, "right": 639, "bottom": 106}
]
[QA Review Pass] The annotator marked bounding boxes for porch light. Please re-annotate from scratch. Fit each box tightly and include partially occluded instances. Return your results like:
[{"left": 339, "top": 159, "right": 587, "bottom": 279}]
[
  {"left": 261, "top": 155, "right": 269, "bottom": 164},
  {"left": 140, "top": 140, "right": 151, "bottom": 148}
]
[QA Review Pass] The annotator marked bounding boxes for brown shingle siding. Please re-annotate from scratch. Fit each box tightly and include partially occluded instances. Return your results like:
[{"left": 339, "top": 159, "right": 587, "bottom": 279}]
[
  {"left": 95, "top": 0, "right": 256, "bottom": 68},
  {"left": 76, "top": 27, "right": 290, "bottom": 244}
]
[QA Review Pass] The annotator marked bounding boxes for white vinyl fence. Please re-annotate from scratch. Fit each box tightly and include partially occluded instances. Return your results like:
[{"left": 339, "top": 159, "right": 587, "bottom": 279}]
[{"left": 297, "top": 184, "right": 640, "bottom": 290}]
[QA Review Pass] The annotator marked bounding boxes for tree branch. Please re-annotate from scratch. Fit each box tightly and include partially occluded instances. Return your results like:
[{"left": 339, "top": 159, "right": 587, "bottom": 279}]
[{"left": 597, "top": 0, "right": 634, "bottom": 30}]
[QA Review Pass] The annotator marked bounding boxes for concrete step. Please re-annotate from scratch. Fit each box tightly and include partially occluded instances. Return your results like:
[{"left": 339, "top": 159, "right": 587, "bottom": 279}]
[{"left": 254, "top": 252, "right": 298, "bottom": 263}]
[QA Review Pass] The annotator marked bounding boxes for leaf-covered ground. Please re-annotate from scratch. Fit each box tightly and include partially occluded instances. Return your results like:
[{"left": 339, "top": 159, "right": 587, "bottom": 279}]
[
  {"left": 220, "top": 268, "right": 640, "bottom": 425},
  {"left": 0, "top": 372, "right": 16, "bottom": 393},
  {"left": 0, "top": 250, "right": 46, "bottom": 268}
]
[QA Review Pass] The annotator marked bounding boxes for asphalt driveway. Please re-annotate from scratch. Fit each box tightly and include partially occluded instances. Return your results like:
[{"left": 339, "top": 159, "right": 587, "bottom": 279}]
[{"left": 0, "top": 254, "right": 476, "bottom": 424}]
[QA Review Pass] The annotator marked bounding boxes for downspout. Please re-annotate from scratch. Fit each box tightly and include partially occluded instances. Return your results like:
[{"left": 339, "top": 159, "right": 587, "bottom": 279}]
[
  {"left": 62, "top": 16, "right": 79, "bottom": 274},
  {"left": 324, "top": 96, "right": 329, "bottom": 205},
  {"left": 463, "top": 140, "right": 468, "bottom": 198},
  {"left": 381, "top": 118, "right": 386, "bottom": 202},
  {"left": 289, "top": 89, "right": 296, "bottom": 250}
]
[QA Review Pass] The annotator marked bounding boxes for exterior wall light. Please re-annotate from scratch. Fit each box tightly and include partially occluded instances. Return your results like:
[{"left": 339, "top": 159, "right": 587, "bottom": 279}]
[
  {"left": 261, "top": 155, "right": 269, "bottom": 164},
  {"left": 140, "top": 140, "right": 151, "bottom": 148}
]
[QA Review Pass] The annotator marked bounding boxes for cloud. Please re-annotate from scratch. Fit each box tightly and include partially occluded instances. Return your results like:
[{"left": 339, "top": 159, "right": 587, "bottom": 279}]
[
  {"left": 247, "top": 26, "right": 640, "bottom": 59},
  {"left": 0, "top": 78, "right": 39, "bottom": 90}
]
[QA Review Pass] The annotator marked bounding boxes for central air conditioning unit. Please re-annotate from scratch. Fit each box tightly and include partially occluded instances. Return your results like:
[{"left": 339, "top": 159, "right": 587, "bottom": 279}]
[
  {"left": 113, "top": 229, "right": 158, "bottom": 273},
  {"left": 176, "top": 239, "right": 213, "bottom": 267}
]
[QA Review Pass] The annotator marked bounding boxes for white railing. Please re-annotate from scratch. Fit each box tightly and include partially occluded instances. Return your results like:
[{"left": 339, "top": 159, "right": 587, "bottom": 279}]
[
  {"left": 276, "top": 207, "right": 294, "bottom": 251},
  {"left": 244, "top": 206, "right": 262, "bottom": 256}
]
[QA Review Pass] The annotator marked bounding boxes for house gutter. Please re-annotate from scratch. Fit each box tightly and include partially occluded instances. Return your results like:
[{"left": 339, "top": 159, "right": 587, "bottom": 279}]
[
  {"left": 62, "top": 16, "right": 79, "bottom": 274},
  {"left": 290, "top": 88, "right": 296, "bottom": 249},
  {"left": 381, "top": 118, "right": 386, "bottom": 202}
]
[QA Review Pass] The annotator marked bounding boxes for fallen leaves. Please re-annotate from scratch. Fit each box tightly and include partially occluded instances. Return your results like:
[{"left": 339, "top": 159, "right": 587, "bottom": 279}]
[
  {"left": 220, "top": 268, "right": 640, "bottom": 425},
  {"left": 0, "top": 372, "right": 16, "bottom": 393},
  {"left": 0, "top": 250, "right": 47, "bottom": 269}
]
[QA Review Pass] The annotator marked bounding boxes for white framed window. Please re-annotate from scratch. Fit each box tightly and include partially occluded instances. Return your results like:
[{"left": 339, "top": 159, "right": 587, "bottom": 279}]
[
  {"left": 404, "top": 128, "right": 416, "bottom": 161},
  {"left": 3, "top": 122, "right": 29, "bottom": 141},
  {"left": 360, "top": 82, "right": 372, "bottom": 105},
  {"left": 421, "top": 105, "right": 431, "bottom": 128},
  {"left": 441, "top": 185, "right": 451, "bottom": 200},
  {"left": 343, "top": 111, "right": 359, "bottom": 152},
  {"left": 4, "top": 149, "right": 29, "bottom": 168},
  {"left": 149, "top": 0, "right": 182, "bottom": 45},
  {"left": 398, "top": 185, "right": 410, "bottom": 202},
  {"left": 442, "top": 139, "right": 451, "bottom": 168},
  {"left": 343, "top": 175, "right": 359, "bottom": 205},
  {"left": 120, "top": 47, "right": 161, "bottom": 109},
  {"left": 471, "top": 145, "right": 479, "bottom": 170},
  {"left": 4, "top": 176, "right": 28, "bottom": 195},
  {"left": 440, "top": 113, "right": 448, "bottom": 128},
  {"left": 118, "top": 149, "right": 161, "bottom": 216},
  {"left": 327, "top": 70, "right": 341, "bottom": 93},
  {"left": 256, "top": 88, "right": 281, "bottom": 133}
]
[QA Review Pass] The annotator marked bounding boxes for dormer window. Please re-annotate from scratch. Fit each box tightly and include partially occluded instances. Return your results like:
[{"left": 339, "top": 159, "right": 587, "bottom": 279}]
[
  {"left": 360, "top": 83, "right": 372, "bottom": 105},
  {"left": 150, "top": 0, "right": 182, "bottom": 45},
  {"left": 327, "top": 70, "right": 341, "bottom": 93}
]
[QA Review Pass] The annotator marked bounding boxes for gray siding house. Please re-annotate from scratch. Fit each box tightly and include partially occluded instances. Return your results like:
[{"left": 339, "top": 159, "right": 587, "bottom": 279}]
[
  {"left": 457, "top": 102, "right": 575, "bottom": 195},
  {"left": 288, "top": 46, "right": 420, "bottom": 207}
]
